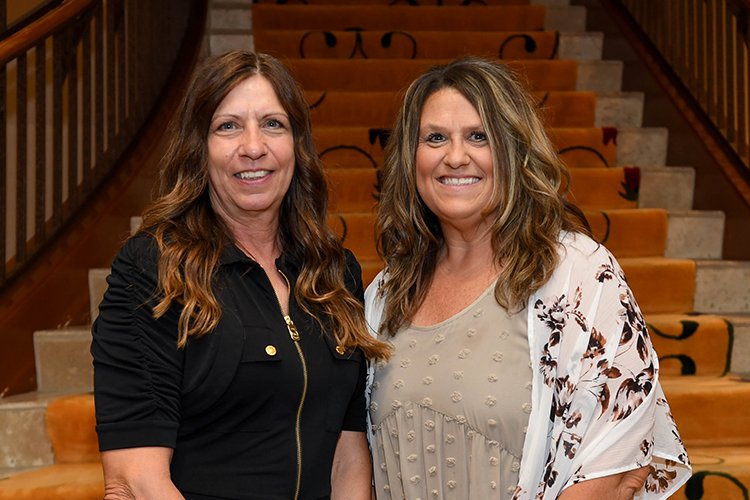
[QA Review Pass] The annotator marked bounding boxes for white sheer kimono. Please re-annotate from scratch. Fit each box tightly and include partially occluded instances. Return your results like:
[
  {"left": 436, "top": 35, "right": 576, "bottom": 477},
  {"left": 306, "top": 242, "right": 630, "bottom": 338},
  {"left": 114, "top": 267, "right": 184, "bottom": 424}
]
[{"left": 365, "top": 231, "right": 691, "bottom": 499}]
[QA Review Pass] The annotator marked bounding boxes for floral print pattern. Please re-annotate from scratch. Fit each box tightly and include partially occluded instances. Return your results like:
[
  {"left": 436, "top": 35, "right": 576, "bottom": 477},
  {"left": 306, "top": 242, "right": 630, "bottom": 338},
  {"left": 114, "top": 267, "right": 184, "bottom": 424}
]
[{"left": 513, "top": 232, "right": 691, "bottom": 499}]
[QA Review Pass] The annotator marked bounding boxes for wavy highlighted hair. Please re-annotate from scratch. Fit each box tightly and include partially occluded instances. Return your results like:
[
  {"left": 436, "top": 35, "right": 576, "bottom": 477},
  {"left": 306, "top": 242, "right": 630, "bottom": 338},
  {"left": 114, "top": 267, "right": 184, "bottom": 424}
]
[
  {"left": 377, "top": 56, "right": 590, "bottom": 336},
  {"left": 139, "top": 50, "right": 390, "bottom": 359}
]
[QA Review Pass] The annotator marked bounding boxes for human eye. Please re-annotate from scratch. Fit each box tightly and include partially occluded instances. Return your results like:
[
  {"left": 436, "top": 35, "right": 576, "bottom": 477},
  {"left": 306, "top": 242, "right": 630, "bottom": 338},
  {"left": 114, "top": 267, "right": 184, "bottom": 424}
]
[
  {"left": 214, "top": 121, "right": 237, "bottom": 133},
  {"left": 264, "top": 116, "right": 288, "bottom": 130},
  {"left": 468, "top": 130, "right": 488, "bottom": 142},
  {"left": 423, "top": 132, "right": 446, "bottom": 144}
]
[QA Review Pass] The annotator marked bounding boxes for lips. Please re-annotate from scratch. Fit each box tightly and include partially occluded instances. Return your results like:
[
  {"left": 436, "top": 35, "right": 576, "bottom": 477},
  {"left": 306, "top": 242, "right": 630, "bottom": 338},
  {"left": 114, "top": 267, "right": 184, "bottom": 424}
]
[
  {"left": 235, "top": 170, "right": 271, "bottom": 180},
  {"left": 437, "top": 176, "right": 480, "bottom": 186}
]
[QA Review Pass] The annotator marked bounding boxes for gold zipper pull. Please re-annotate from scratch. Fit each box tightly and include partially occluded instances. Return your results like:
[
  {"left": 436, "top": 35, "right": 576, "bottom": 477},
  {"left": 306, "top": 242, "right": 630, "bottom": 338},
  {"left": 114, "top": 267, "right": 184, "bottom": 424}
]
[{"left": 285, "top": 315, "right": 300, "bottom": 341}]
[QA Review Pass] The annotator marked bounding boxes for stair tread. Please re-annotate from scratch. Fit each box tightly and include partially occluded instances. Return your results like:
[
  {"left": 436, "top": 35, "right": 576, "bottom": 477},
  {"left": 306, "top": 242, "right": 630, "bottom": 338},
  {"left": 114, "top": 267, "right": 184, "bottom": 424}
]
[{"left": 253, "top": 5, "right": 548, "bottom": 32}]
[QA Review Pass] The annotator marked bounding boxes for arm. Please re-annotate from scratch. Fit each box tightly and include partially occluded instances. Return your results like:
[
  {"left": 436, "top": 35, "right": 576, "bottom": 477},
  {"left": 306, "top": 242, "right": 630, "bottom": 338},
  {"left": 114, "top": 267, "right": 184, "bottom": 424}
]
[
  {"left": 558, "top": 466, "right": 649, "bottom": 500},
  {"left": 330, "top": 431, "right": 373, "bottom": 500},
  {"left": 101, "top": 447, "right": 184, "bottom": 500},
  {"left": 521, "top": 235, "right": 689, "bottom": 499},
  {"left": 92, "top": 237, "right": 185, "bottom": 495}
]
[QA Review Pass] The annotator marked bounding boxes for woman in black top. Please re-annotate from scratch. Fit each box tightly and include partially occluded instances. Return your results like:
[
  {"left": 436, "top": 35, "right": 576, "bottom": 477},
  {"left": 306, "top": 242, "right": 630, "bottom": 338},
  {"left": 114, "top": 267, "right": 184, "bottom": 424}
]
[{"left": 91, "top": 50, "right": 391, "bottom": 500}]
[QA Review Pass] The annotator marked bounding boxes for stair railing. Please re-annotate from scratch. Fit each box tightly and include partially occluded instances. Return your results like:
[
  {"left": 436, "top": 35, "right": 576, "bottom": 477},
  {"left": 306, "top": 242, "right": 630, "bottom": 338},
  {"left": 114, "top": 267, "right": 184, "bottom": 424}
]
[
  {"left": 613, "top": 0, "right": 750, "bottom": 193},
  {"left": 0, "top": 0, "right": 196, "bottom": 288}
]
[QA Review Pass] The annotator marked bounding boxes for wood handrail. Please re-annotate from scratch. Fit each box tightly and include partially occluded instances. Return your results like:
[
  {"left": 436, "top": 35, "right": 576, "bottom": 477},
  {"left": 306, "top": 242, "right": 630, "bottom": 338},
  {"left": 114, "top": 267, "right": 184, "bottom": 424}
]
[
  {"left": 0, "top": 0, "right": 96, "bottom": 66},
  {"left": 0, "top": 0, "right": 208, "bottom": 396}
]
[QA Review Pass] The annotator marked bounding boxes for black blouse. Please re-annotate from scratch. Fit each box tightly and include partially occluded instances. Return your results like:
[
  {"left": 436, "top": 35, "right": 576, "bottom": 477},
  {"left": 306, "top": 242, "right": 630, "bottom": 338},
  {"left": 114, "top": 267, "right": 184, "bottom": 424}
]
[{"left": 91, "top": 234, "right": 368, "bottom": 499}]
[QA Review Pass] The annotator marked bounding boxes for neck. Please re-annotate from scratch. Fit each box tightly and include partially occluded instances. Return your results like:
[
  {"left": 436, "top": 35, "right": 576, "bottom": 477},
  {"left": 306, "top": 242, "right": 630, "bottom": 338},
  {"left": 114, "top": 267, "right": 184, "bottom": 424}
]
[
  {"left": 438, "top": 222, "right": 498, "bottom": 279},
  {"left": 223, "top": 214, "right": 282, "bottom": 265}
]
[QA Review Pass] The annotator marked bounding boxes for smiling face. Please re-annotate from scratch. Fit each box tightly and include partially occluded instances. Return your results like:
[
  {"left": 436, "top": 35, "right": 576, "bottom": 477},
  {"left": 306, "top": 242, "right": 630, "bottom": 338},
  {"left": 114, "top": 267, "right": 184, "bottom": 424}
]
[
  {"left": 415, "top": 87, "right": 496, "bottom": 233},
  {"left": 206, "top": 75, "right": 295, "bottom": 228}
]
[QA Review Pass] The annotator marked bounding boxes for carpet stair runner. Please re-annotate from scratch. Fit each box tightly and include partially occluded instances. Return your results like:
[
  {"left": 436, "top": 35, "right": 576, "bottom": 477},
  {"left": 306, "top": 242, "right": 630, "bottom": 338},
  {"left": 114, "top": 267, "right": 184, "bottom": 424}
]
[{"left": 1, "top": 1, "right": 749, "bottom": 498}]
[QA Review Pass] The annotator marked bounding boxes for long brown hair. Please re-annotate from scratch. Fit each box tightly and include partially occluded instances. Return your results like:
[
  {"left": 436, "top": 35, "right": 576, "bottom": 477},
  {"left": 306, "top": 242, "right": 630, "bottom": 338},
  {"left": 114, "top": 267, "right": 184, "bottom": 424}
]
[
  {"left": 140, "top": 50, "right": 390, "bottom": 359},
  {"left": 377, "top": 56, "right": 590, "bottom": 336}
]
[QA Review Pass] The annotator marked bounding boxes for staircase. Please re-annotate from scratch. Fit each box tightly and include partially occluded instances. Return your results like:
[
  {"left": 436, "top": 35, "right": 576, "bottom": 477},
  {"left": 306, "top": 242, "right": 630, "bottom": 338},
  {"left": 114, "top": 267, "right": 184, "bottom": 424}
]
[{"left": 1, "top": 0, "right": 750, "bottom": 498}]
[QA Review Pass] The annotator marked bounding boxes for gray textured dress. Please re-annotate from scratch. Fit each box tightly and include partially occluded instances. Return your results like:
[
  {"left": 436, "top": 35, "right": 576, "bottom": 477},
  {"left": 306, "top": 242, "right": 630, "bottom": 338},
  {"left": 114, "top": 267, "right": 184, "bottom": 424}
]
[{"left": 370, "top": 284, "right": 532, "bottom": 499}]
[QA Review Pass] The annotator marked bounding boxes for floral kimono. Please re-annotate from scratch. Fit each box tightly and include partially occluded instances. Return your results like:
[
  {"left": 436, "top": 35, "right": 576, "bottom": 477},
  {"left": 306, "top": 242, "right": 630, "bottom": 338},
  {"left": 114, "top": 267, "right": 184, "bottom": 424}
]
[{"left": 365, "top": 232, "right": 691, "bottom": 499}]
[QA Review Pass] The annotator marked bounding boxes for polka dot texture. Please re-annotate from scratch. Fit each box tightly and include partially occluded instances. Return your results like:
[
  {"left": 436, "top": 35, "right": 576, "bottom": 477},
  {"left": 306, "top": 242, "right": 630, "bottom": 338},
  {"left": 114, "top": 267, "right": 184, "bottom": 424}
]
[{"left": 370, "top": 285, "right": 532, "bottom": 498}]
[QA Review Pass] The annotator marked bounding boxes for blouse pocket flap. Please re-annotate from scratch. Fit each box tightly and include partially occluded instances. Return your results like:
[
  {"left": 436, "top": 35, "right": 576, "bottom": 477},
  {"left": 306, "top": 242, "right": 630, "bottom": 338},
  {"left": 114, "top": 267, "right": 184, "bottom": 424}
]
[
  {"left": 325, "top": 335, "right": 363, "bottom": 362},
  {"left": 241, "top": 326, "right": 285, "bottom": 363}
]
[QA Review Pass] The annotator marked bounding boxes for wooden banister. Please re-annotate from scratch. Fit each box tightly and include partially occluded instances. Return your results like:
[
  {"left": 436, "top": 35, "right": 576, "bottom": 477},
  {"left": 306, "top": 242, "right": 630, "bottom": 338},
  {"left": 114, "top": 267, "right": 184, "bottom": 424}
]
[
  {"left": 1, "top": 0, "right": 203, "bottom": 289},
  {"left": 0, "top": 0, "right": 96, "bottom": 66}
]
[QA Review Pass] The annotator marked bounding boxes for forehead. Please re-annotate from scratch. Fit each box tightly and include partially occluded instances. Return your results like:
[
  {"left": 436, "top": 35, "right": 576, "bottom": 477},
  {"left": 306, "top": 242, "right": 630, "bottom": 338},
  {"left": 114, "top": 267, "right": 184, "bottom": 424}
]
[
  {"left": 214, "top": 75, "right": 285, "bottom": 114},
  {"left": 419, "top": 87, "right": 480, "bottom": 122}
]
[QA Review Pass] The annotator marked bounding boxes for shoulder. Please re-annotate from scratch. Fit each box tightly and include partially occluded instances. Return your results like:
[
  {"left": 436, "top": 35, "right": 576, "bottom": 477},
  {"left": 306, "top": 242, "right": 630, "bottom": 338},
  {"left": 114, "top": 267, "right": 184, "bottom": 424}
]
[
  {"left": 111, "top": 232, "right": 161, "bottom": 277},
  {"left": 342, "top": 248, "right": 363, "bottom": 287},
  {"left": 364, "top": 269, "right": 387, "bottom": 303},
  {"left": 343, "top": 248, "right": 361, "bottom": 273},
  {"left": 556, "top": 231, "right": 619, "bottom": 274},
  {"left": 535, "top": 232, "right": 618, "bottom": 298},
  {"left": 557, "top": 231, "right": 608, "bottom": 262}
]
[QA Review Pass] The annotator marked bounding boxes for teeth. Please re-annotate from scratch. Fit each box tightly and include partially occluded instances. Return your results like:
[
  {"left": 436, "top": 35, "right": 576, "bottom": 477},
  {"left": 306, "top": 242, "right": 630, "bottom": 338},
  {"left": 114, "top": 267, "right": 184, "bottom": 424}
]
[
  {"left": 236, "top": 170, "right": 271, "bottom": 180},
  {"left": 439, "top": 177, "right": 479, "bottom": 186}
]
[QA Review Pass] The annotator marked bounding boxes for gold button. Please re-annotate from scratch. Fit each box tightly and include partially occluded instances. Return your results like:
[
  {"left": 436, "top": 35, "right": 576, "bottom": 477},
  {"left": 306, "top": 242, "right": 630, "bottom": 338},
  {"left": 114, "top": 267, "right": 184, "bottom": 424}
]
[
  {"left": 265, "top": 345, "right": 277, "bottom": 356},
  {"left": 335, "top": 345, "right": 345, "bottom": 355}
]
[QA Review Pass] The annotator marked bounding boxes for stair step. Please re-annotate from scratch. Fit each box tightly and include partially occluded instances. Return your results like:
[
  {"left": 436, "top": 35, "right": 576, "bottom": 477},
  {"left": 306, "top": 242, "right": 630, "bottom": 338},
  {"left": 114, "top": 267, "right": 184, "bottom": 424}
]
[
  {"left": 0, "top": 392, "right": 98, "bottom": 474},
  {"left": 88, "top": 268, "right": 109, "bottom": 324},
  {"left": 0, "top": 392, "right": 57, "bottom": 468},
  {"left": 616, "top": 126, "right": 668, "bottom": 167},
  {"left": 666, "top": 210, "right": 725, "bottom": 260},
  {"left": 45, "top": 394, "right": 99, "bottom": 464},
  {"left": 209, "top": 33, "right": 255, "bottom": 56},
  {"left": 255, "top": 30, "right": 601, "bottom": 61},
  {"left": 253, "top": 5, "right": 548, "bottom": 31},
  {"left": 662, "top": 375, "right": 750, "bottom": 447},
  {"left": 572, "top": 166, "right": 693, "bottom": 211},
  {"left": 619, "top": 257, "right": 696, "bottom": 314},
  {"left": 586, "top": 208, "right": 667, "bottom": 257},
  {"left": 251, "top": 0, "right": 566, "bottom": 4},
  {"left": 210, "top": 5, "right": 253, "bottom": 31},
  {"left": 34, "top": 327, "right": 93, "bottom": 393},
  {"left": 285, "top": 59, "right": 596, "bottom": 92},
  {"left": 594, "top": 92, "right": 643, "bottom": 128},
  {"left": 576, "top": 166, "right": 695, "bottom": 211},
  {"left": 0, "top": 462, "right": 103, "bottom": 500},
  {"left": 130, "top": 215, "right": 141, "bottom": 235},
  {"left": 639, "top": 166, "right": 695, "bottom": 211},
  {"left": 558, "top": 31, "right": 603, "bottom": 60},
  {"left": 674, "top": 445, "right": 750, "bottom": 500},
  {"left": 725, "top": 314, "right": 750, "bottom": 376},
  {"left": 544, "top": 5, "right": 585, "bottom": 32},
  {"left": 647, "top": 313, "right": 733, "bottom": 377},
  {"left": 310, "top": 91, "right": 597, "bottom": 130},
  {"left": 576, "top": 60, "right": 622, "bottom": 92},
  {"left": 695, "top": 260, "right": 750, "bottom": 314}
]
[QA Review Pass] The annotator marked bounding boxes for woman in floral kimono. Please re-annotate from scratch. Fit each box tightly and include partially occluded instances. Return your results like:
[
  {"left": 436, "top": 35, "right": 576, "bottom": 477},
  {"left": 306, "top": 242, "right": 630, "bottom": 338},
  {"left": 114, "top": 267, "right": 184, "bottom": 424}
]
[{"left": 365, "top": 57, "right": 691, "bottom": 499}]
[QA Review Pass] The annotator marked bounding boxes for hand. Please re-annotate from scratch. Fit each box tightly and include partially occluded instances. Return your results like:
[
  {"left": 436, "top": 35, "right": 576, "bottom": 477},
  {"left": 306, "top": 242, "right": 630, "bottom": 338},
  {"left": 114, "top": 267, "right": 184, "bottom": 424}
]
[{"left": 557, "top": 466, "right": 650, "bottom": 500}]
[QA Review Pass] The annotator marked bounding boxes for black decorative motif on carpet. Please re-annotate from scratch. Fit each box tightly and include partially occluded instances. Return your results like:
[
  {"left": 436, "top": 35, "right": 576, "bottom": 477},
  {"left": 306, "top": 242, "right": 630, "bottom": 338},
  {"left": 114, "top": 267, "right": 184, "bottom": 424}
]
[
  {"left": 299, "top": 29, "right": 417, "bottom": 59},
  {"left": 685, "top": 471, "right": 749, "bottom": 500}
]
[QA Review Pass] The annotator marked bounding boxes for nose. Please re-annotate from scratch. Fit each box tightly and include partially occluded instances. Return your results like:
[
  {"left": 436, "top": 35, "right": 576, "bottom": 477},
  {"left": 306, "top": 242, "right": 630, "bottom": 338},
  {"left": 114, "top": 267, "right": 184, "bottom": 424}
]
[
  {"left": 239, "top": 126, "right": 267, "bottom": 160},
  {"left": 444, "top": 140, "right": 469, "bottom": 169}
]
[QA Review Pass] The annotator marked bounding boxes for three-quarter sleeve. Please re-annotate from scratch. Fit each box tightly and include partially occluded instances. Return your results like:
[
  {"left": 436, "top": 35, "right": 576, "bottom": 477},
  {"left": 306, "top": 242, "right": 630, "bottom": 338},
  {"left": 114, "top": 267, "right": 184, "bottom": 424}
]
[
  {"left": 517, "top": 232, "right": 690, "bottom": 499},
  {"left": 91, "top": 235, "right": 185, "bottom": 451}
]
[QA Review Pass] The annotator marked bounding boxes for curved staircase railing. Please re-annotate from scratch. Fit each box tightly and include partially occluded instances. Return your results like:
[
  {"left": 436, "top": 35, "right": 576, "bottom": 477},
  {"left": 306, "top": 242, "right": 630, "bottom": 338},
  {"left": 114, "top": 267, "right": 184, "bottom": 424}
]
[
  {"left": 0, "top": 0, "right": 201, "bottom": 288},
  {"left": 608, "top": 0, "right": 750, "bottom": 206}
]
